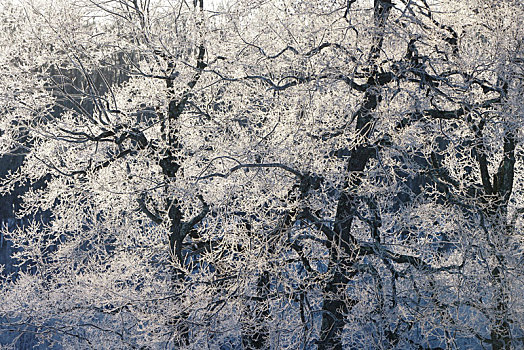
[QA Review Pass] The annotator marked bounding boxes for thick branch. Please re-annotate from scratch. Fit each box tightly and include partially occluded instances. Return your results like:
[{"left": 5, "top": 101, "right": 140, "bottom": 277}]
[{"left": 198, "top": 162, "right": 303, "bottom": 181}]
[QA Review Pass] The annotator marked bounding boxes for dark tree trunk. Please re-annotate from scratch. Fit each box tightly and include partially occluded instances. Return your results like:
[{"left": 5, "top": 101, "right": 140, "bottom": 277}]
[{"left": 318, "top": 2, "right": 392, "bottom": 347}]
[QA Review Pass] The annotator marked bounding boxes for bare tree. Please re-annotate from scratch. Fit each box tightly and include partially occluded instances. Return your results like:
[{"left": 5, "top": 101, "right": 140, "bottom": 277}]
[{"left": 1, "top": 0, "right": 523, "bottom": 349}]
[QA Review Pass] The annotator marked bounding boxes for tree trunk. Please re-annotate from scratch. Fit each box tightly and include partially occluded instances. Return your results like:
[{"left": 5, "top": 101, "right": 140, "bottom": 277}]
[
  {"left": 319, "top": 86, "right": 381, "bottom": 349},
  {"left": 319, "top": 2, "right": 392, "bottom": 346}
]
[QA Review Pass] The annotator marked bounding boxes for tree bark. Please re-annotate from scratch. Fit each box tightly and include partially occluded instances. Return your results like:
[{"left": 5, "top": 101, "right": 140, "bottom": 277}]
[{"left": 318, "top": 2, "right": 392, "bottom": 347}]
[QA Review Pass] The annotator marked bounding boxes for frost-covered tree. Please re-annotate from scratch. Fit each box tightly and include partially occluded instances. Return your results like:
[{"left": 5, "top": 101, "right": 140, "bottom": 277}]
[{"left": 1, "top": 0, "right": 523, "bottom": 349}]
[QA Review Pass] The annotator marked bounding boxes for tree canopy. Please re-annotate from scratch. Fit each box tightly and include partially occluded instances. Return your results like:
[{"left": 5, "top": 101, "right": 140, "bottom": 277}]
[{"left": 0, "top": 0, "right": 523, "bottom": 349}]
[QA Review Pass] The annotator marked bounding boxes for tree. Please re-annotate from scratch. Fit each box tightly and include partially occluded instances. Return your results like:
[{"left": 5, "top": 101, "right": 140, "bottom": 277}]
[{"left": 1, "top": 0, "right": 523, "bottom": 349}]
